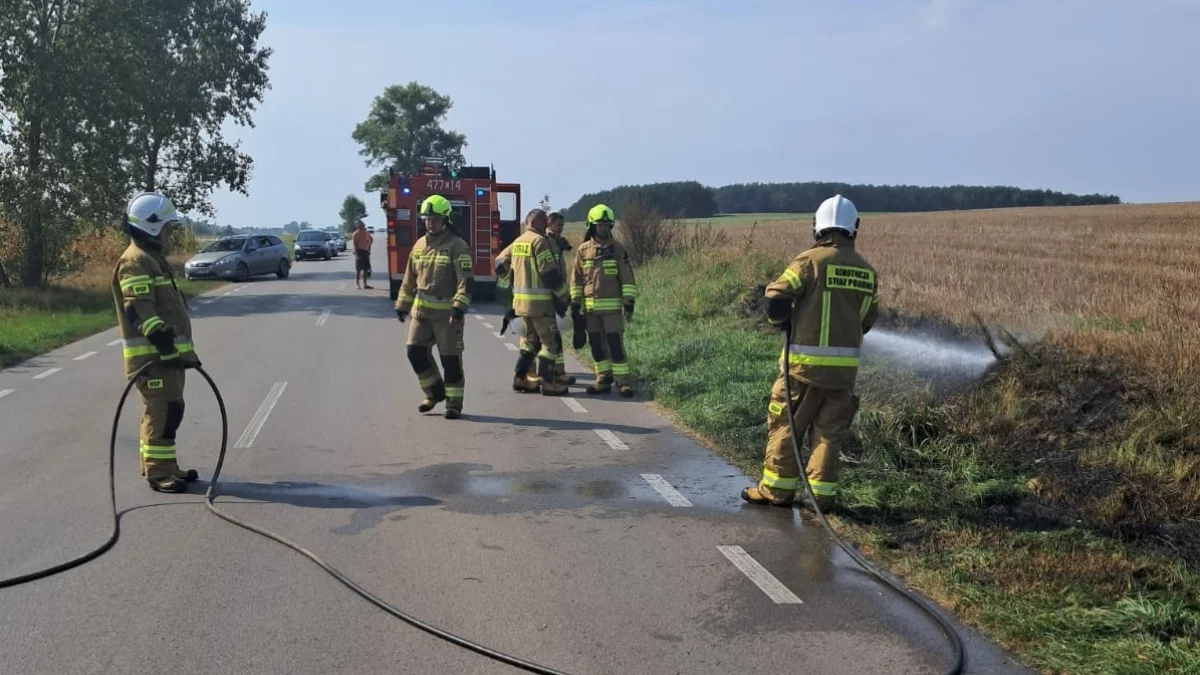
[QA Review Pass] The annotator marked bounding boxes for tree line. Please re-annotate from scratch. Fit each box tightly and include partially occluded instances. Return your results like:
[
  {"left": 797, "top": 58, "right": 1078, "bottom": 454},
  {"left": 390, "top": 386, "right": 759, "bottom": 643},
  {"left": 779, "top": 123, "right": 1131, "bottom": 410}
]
[
  {"left": 564, "top": 181, "right": 1121, "bottom": 221},
  {"left": 0, "top": 0, "right": 272, "bottom": 287}
]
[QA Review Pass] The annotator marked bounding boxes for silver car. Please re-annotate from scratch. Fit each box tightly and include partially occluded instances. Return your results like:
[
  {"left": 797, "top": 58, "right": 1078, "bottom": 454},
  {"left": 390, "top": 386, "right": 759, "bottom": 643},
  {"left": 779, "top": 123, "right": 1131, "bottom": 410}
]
[{"left": 185, "top": 234, "right": 291, "bottom": 282}]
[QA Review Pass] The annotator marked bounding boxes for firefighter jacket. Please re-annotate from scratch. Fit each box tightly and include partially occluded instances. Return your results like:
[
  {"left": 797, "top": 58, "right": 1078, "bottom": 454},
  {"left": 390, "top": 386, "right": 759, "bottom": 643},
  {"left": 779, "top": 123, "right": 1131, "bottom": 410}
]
[
  {"left": 765, "top": 232, "right": 879, "bottom": 390},
  {"left": 394, "top": 229, "right": 474, "bottom": 320},
  {"left": 495, "top": 228, "right": 568, "bottom": 317},
  {"left": 496, "top": 234, "right": 565, "bottom": 312},
  {"left": 111, "top": 240, "right": 197, "bottom": 377},
  {"left": 569, "top": 236, "right": 636, "bottom": 314}
]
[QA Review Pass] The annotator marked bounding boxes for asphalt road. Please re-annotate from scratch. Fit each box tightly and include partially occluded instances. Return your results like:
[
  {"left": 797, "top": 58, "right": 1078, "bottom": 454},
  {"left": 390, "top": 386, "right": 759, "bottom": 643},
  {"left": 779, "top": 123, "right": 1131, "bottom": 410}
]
[{"left": 0, "top": 243, "right": 1035, "bottom": 675}]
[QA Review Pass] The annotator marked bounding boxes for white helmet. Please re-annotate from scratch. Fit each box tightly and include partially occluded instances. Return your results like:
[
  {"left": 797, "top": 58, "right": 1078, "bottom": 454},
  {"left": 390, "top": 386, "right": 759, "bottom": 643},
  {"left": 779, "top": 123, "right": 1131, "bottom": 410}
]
[
  {"left": 126, "top": 191, "right": 182, "bottom": 238},
  {"left": 813, "top": 194, "right": 859, "bottom": 238}
]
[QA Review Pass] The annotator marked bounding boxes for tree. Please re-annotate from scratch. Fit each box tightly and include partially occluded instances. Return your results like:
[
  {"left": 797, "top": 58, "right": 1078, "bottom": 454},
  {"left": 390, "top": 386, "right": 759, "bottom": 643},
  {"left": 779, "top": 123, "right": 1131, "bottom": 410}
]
[
  {"left": 281, "top": 221, "right": 300, "bottom": 235},
  {"left": 122, "top": 0, "right": 272, "bottom": 216},
  {"left": 351, "top": 82, "right": 467, "bottom": 192},
  {"left": 339, "top": 194, "right": 368, "bottom": 233},
  {"left": 0, "top": 1, "right": 135, "bottom": 285}
]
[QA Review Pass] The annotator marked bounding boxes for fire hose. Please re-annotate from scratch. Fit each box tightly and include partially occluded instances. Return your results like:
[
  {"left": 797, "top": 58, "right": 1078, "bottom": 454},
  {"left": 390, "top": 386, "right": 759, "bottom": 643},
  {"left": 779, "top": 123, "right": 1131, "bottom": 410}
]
[
  {"left": 780, "top": 329, "right": 965, "bottom": 675},
  {"left": 1, "top": 343, "right": 965, "bottom": 674}
]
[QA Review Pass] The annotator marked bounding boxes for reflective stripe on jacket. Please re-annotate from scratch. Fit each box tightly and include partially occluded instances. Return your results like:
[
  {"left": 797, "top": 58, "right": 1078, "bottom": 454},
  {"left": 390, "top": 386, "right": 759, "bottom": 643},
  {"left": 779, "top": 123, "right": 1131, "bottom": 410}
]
[
  {"left": 569, "top": 237, "right": 636, "bottom": 314},
  {"left": 111, "top": 241, "right": 195, "bottom": 376},
  {"left": 765, "top": 233, "right": 879, "bottom": 389},
  {"left": 394, "top": 230, "right": 474, "bottom": 319}
]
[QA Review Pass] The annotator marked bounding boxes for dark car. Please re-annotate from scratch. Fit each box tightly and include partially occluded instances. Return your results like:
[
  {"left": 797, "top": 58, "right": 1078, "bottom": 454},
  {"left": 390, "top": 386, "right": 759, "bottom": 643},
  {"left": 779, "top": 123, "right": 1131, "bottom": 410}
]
[
  {"left": 294, "top": 229, "right": 334, "bottom": 260},
  {"left": 185, "top": 234, "right": 290, "bottom": 282}
]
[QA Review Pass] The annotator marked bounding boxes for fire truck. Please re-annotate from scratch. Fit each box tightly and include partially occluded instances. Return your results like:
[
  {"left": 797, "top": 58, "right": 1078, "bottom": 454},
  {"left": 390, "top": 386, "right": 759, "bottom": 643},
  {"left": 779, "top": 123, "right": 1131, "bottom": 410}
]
[{"left": 379, "top": 158, "right": 521, "bottom": 302}]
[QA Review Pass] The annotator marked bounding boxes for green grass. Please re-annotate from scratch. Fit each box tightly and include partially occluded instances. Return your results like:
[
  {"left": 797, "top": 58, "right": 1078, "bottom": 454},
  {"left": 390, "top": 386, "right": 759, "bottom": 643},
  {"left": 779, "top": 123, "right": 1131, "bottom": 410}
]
[
  {"left": 602, "top": 245, "right": 1200, "bottom": 675},
  {"left": 0, "top": 261, "right": 226, "bottom": 369}
]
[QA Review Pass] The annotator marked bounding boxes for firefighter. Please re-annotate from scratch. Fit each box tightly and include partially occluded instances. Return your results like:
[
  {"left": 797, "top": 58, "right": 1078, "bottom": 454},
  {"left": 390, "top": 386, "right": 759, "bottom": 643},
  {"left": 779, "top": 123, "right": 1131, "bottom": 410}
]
[
  {"left": 498, "top": 208, "right": 571, "bottom": 395},
  {"left": 569, "top": 204, "right": 637, "bottom": 397},
  {"left": 394, "top": 195, "right": 475, "bottom": 419},
  {"left": 503, "top": 210, "right": 577, "bottom": 388},
  {"left": 742, "top": 194, "right": 879, "bottom": 510},
  {"left": 113, "top": 191, "right": 202, "bottom": 493}
]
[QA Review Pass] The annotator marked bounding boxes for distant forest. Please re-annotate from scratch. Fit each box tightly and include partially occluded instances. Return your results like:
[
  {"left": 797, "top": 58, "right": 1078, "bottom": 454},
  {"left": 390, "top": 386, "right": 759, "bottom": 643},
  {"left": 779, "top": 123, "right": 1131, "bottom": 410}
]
[{"left": 562, "top": 181, "right": 1121, "bottom": 221}]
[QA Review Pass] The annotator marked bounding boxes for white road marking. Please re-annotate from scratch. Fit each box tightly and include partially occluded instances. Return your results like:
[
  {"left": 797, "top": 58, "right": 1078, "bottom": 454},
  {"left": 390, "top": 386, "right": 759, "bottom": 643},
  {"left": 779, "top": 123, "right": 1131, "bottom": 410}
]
[
  {"left": 235, "top": 381, "right": 288, "bottom": 449},
  {"left": 474, "top": 315, "right": 486, "bottom": 321},
  {"left": 482, "top": 322, "right": 495, "bottom": 329},
  {"left": 107, "top": 339, "right": 122, "bottom": 347},
  {"left": 595, "top": 429, "right": 628, "bottom": 450},
  {"left": 338, "top": 283, "right": 347, "bottom": 291},
  {"left": 0, "top": 389, "right": 14, "bottom": 400},
  {"left": 74, "top": 351, "right": 98, "bottom": 361},
  {"left": 641, "top": 474, "right": 693, "bottom": 507},
  {"left": 315, "top": 308, "right": 332, "bottom": 326},
  {"left": 200, "top": 299, "right": 216, "bottom": 305},
  {"left": 505, "top": 343, "right": 519, "bottom": 351},
  {"left": 221, "top": 292, "right": 232, "bottom": 297},
  {"left": 493, "top": 332, "right": 504, "bottom": 339},
  {"left": 32, "top": 368, "right": 62, "bottom": 380},
  {"left": 718, "top": 546, "right": 803, "bottom": 604},
  {"left": 561, "top": 397, "right": 587, "bottom": 414}
]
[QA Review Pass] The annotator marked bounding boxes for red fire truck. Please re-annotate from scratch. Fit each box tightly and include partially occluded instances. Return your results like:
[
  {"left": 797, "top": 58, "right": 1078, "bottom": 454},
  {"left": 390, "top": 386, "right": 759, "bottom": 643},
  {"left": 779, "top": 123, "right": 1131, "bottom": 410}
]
[{"left": 379, "top": 157, "right": 522, "bottom": 302}]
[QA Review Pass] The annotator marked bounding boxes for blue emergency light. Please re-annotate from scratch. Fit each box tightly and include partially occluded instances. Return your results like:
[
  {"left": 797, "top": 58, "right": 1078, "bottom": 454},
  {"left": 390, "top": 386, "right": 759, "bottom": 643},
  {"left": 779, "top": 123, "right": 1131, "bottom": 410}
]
[
  {"left": 476, "top": 188, "right": 485, "bottom": 197},
  {"left": 402, "top": 187, "right": 411, "bottom": 194}
]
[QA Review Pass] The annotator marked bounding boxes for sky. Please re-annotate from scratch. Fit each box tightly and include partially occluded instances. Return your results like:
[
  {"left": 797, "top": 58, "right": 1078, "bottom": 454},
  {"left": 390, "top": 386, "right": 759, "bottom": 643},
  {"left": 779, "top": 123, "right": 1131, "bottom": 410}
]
[{"left": 207, "top": 0, "right": 1200, "bottom": 228}]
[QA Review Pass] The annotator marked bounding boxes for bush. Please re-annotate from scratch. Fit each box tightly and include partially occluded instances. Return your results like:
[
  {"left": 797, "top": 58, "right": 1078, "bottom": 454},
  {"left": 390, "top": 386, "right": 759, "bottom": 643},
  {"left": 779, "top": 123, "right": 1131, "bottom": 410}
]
[{"left": 616, "top": 199, "right": 730, "bottom": 266}]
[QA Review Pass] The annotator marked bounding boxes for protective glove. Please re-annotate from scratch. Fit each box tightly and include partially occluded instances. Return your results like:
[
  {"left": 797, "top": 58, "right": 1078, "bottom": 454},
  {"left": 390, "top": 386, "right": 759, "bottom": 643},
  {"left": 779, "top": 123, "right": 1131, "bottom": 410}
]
[
  {"left": 396, "top": 309, "right": 408, "bottom": 323},
  {"left": 624, "top": 299, "right": 635, "bottom": 320},
  {"left": 572, "top": 312, "right": 587, "bottom": 350},
  {"left": 147, "top": 327, "right": 181, "bottom": 364},
  {"left": 552, "top": 296, "right": 568, "bottom": 318},
  {"left": 182, "top": 354, "right": 202, "bottom": 370},
  {"left": 499, "top": 308, "right": 516, "bottom": 335},
  {"left": 450, "top": 307, "right": 464, "bottom": 322}
]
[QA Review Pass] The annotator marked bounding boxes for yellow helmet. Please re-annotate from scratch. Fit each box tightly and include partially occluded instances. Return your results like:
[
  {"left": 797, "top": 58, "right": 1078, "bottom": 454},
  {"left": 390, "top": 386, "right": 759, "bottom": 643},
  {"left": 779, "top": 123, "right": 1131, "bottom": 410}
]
[
  {"left": 420, "top": 194, "right": 453, "bottom": 221},
  {"left": 587, "top": 204, "right": 615, "bottom": 224}
]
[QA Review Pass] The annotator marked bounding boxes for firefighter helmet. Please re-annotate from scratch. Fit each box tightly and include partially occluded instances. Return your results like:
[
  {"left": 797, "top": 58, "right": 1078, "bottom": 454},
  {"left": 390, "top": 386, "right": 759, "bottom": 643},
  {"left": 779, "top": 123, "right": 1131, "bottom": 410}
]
[
  {"left": 587, "top": 204, "right": 615, "bottom": 224},
  {"left": 420, "top": 194, "right": 453, "bottom": 223},
  {"left": 126, "top": 191, "right": 182, "bottom": 238},
  {"left": 813, "top": 194, "right": 859, "bottom": 238}
]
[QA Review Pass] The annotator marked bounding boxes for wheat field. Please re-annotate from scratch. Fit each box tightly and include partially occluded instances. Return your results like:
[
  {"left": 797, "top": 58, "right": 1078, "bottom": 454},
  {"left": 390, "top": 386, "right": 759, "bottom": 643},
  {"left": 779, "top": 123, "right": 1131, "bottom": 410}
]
[{"left": 734, "top": 202, "right": 1200, "bottom": 388}]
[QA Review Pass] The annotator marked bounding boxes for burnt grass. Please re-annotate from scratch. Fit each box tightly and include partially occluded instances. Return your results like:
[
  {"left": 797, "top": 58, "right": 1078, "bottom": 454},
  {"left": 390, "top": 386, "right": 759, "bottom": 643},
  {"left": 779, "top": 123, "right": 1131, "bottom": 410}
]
[{"left": 740, "top": 282, "right": 1200, "bottom": 566}]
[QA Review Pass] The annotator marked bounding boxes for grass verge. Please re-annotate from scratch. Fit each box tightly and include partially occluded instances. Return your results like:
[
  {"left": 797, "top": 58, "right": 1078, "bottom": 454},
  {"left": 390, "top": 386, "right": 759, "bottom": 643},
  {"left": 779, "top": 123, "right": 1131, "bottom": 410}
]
[
  {"left": 0, "top": 256, "right": 226, "bottom": 369},
  {"left": 604, "top": 245, "right": 1200, "bottom": 675}
]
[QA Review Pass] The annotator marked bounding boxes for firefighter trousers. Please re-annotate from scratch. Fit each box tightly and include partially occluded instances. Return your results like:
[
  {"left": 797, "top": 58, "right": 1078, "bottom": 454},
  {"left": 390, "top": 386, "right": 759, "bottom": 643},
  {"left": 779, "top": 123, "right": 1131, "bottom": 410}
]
[
  {"left": 407, "top": 317, "right": 466, "bottom": 411},
  {"left": 135, "top": 364, "right": 186, "bottom": 481},
  {"left": 585, "top": 312, "right": 630, "bottom": 386},
  {"left": 758, "top": 371, "right": 857, "bottom": 503},
  {"left": 516, "top": 315, "right": 564, "bottom": 392},
  {"left": 519, "top": 318, "right": 567, "bottom": 380}
]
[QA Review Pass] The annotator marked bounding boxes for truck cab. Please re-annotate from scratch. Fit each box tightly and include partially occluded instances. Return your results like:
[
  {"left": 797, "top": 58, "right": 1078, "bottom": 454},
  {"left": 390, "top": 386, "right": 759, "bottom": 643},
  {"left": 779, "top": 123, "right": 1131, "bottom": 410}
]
[{"left": 380, "top": 158, "right": 520, "bottom": 302}]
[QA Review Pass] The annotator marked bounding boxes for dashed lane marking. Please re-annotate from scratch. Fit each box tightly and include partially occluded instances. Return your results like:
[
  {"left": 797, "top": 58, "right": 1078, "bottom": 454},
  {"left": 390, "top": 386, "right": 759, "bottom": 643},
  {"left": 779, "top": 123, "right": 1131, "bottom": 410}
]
[
  {"left": 717, "top": 546, "right": 803, "bottom": 604},
  {"left": 482, "top": 322, "right": 495, "bottom": 329},
  {"left": 234, "top": 381, "right": 287, "bottom": 449},
  {"left": 473, "top": 315, "right": 486, "bottom": 321},
  {"left": 493, "top": 332, "right": 505, "bottom": 339},
  {"left": 315, "top": 308, "right": 332, "bottom": 326},
  {"left": 562, "top": 397, "right": 588, "bottom": 414},
  {"left": 505, "top": 343, "right": 519, "bottom": 351},
  {"left": 32, "top": 368, "right": 62, "bottom": 380},
  {"left": 0, "top": 389, "right": 14, "bottom": 400},
  {"left": 74, "top": 351, "right": 98, "bottom": 361},
  {"left": 107, "top": 339, "right": 122, "bottom": 347},
  {"left": 641, "top": 474, "right": 693, "bottom": 507},
  {"left": 595, "top": 429, "right": 628, "bottom": 450},
  {"left": 338, "top": 283, "right": 347, "bottom": 290}
]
